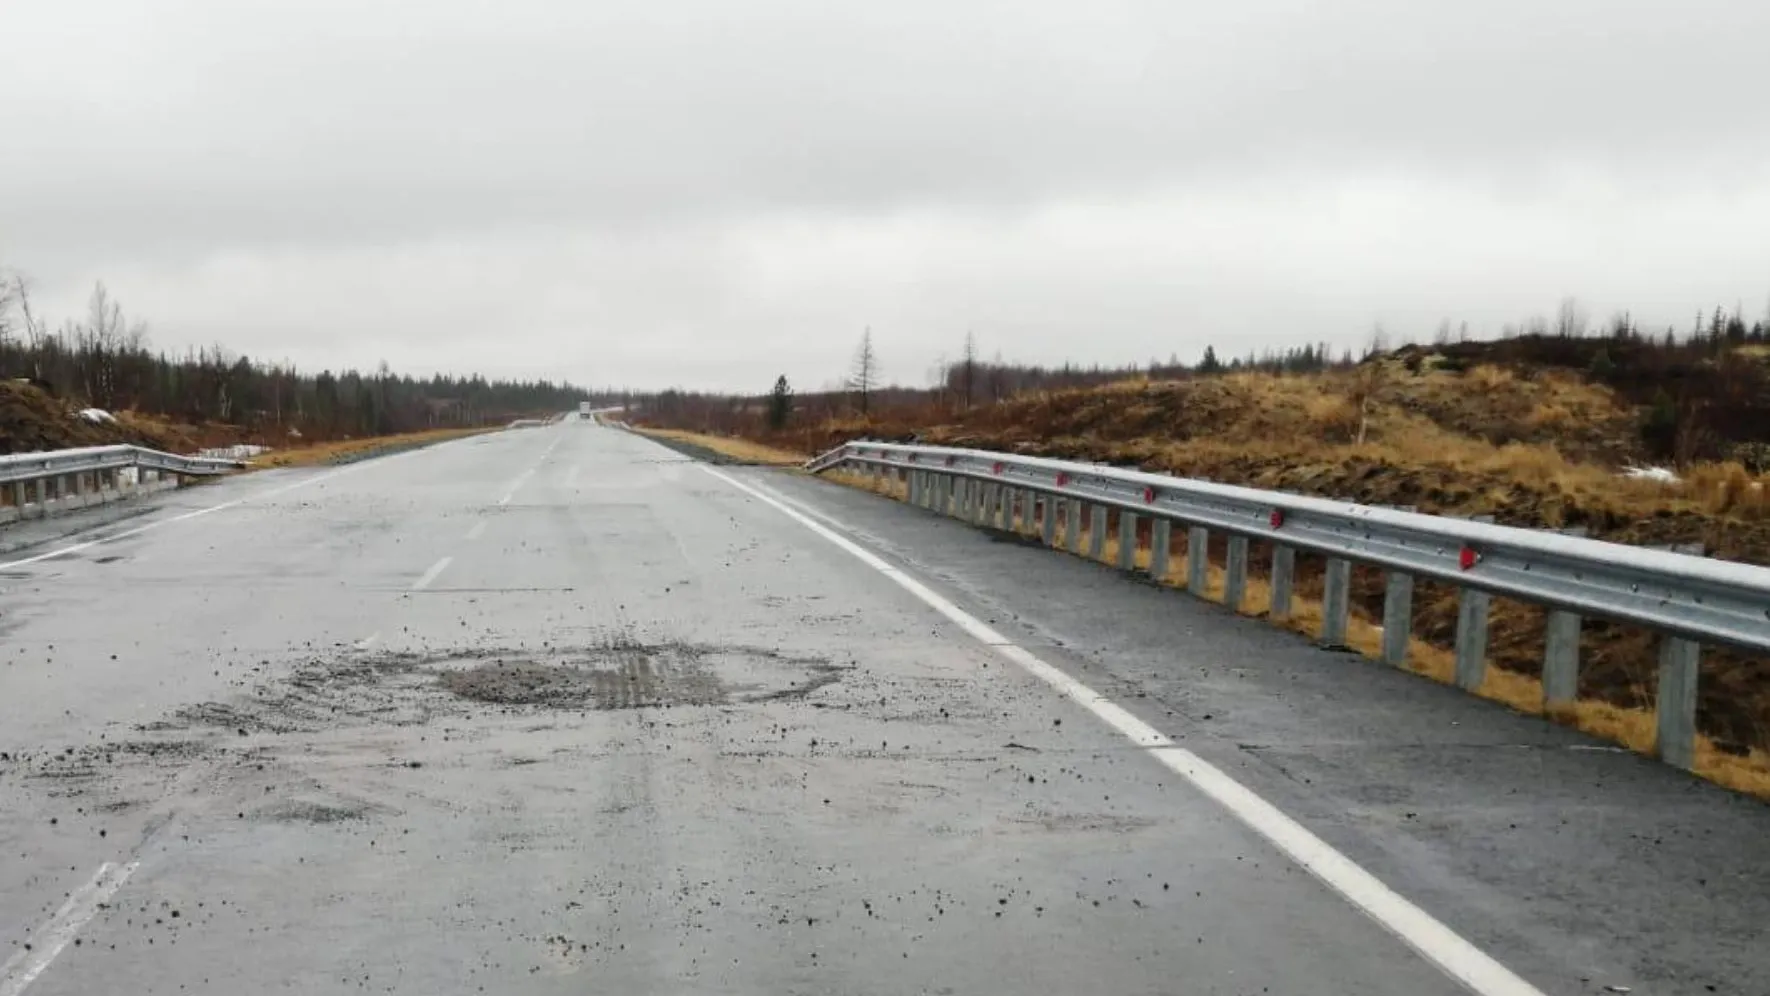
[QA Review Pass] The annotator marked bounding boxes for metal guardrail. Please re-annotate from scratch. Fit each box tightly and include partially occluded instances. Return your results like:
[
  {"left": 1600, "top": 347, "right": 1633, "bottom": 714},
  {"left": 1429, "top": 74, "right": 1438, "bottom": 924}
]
[
  {"left": 809, "top": 440, "right": 1770, "bottom": 771},
  {"left": 0, "top": 445, "right": 242, "bottom": 521}
]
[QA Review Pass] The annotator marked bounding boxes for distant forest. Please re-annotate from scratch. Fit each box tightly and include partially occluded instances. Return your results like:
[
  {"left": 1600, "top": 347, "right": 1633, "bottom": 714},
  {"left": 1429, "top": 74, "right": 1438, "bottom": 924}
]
[{"left": 0, "top": 277, "right": 595, "bottom": 440}]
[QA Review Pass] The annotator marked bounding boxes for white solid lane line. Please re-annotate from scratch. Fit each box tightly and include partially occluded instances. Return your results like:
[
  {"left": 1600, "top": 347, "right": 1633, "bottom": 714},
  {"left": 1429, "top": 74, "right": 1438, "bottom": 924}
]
[
  {"left": 465, "top": 520, "right": 488, "bottom": 541},
  {"left": 0, "top": 861, "right": 139, "bottom": 996},
  {"left": 353, "top": 632, "right": 381, "bottom": 650},
  {"left": 411, "top": 556, "right": 453, "bottom": 592},
  {"left": 700, "top": 465, "right": 1547, "bottom": 996}
]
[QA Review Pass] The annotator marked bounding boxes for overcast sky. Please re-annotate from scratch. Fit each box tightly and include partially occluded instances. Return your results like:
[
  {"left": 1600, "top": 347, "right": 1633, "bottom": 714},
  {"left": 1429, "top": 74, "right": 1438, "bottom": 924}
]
[{"left": 4, "top": 1, "right": 1768, "bottom": 393}]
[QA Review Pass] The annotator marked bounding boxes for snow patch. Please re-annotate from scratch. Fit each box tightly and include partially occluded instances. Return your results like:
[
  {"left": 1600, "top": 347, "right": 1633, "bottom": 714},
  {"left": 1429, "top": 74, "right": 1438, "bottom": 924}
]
[
  {"left": 77, "top": 408, "right": 116, "bottom": 424},
  {"left": 199, "top": 444, "right": 271, "bottom": 460},
  {"left": 1622, "top": 465, "right": 1680, "bottom": 484}
]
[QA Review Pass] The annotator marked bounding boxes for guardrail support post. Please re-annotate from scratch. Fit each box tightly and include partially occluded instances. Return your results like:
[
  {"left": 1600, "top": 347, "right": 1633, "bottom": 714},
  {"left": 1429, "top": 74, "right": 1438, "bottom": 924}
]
[
  {"left": 1381, "top": 572, "right": 1414, "bottom": 667},
  {"left": 1321, "top": 558, "right": 1351, "bottom": 648},
  {"left": 1041, "top": 493, "right": 1058, "bottom": 545},
  {"left": 1150, "top": 519, "right": 1171, "bottom": 582},
  {"left": 1224, "top": 536, "right": 1249, "bottom": 611},
  {"left": 1542, "top": 610, "right": 1581, "bottom": 708},
  {"left": 1270, "top": 546, "right": 1295, "bottom": 621},
  {"left": 1066, "top": 501, "right": 1084, "bottom": 555},
  {"left": 1088, "top": 505, "right": 1107, "bottom": 561},
  {"left": 1117, "top": 512, "right": 1138, "bottom": 570},
  {"left": 1186, "top": 526, "right": 1209, "bottom": 594},
  {"left": 1655, "top": 636, "right": 1700, "bottom": 770},
  {"left": 1454, "top": 588, "right": 1491, "bottom": 691}
]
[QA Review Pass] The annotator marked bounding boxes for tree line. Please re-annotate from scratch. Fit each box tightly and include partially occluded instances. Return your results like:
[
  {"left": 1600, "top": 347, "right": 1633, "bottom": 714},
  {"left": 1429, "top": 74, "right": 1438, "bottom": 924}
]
[{"left": 0, "top": 277, "right": 595, "bottom": 443}]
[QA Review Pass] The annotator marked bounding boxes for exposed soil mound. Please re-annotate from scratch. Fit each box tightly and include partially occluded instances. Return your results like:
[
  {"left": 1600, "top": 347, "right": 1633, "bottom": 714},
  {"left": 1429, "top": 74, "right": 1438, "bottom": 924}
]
[{"left": 0, "top": 380, "right": 195, "bottom": 454}]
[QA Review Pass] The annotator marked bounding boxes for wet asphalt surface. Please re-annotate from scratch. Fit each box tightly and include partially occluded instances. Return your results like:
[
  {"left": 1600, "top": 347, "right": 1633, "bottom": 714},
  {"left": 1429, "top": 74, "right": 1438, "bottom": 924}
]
[{"left": 1, "top": 422, "right": 1766, "bottom": 995}]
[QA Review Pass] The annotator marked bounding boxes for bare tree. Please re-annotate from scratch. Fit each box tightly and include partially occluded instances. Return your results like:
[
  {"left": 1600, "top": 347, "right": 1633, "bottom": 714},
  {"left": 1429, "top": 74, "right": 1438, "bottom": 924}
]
[
  {"left": 848, "top": 327, "right": 878, "bottom": 415},
  {"left": 1555, "top": 297, "right": 1589, "bottom": 338},
  {"left": 1367, "top": 323, "right": 1390, "bottom": 358},
  {"left": 959, "top": 330, "right": 978, "bottom": 409}
]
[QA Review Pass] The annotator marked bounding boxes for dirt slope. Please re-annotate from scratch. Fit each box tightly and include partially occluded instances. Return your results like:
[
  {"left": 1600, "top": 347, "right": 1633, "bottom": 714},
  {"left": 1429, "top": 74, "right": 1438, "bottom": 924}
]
[{"left": 0, "top": 380, "right": 197, "bottom": 454}]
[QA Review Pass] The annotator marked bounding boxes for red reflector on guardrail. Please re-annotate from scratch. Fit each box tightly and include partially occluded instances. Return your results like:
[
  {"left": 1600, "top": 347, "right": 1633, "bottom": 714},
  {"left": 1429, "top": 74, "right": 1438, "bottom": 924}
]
[
  {"left": 1270, "top": 510, "right": 1285, "bottom": 528},
  {"left": 1459, "top": 546, "right": 1480, "bottom": 570},
  {"left": 1055, "top": 472, "right": 1070, "bottom": 487},
  {"left": 1143, "top": 487, "right": 1156, "bottom": 504},
  {"left": 993, "top": 461, "right": 1005, "bottom": 475}
]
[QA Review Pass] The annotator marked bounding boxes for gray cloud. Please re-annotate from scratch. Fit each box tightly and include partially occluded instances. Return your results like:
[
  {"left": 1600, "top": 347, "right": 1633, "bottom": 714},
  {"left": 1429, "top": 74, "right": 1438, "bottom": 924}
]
[{"left": 3, "top": 0, "right": 1768, "bottom": 391}]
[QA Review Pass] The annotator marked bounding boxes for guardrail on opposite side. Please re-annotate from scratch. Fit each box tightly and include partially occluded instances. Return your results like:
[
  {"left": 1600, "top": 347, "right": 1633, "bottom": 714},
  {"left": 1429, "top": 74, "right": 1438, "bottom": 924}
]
[
  {"left": 808, "top": 440, "right": 1770, "bottom": 773},
  {"left": 0, "top": 445, "right": 243, "bottom": 524}
]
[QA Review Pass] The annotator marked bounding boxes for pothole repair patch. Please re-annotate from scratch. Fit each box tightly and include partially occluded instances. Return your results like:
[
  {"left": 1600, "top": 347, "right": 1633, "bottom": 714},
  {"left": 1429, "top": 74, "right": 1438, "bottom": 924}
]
[{"left": 436, "top": 644, "right": 841, "bottom": 710}]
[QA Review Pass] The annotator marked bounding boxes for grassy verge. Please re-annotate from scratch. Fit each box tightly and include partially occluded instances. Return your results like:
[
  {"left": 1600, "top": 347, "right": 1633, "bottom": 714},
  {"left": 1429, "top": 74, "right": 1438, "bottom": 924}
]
[
  {"left": 247, "top": 427, "right": 495, "bottom": 469},
  {"left": 827, "top": 468, "right": 1770, "bottom": 801},
  {"left": 626, "top": 427, "right": 809, "bottom": 466}
]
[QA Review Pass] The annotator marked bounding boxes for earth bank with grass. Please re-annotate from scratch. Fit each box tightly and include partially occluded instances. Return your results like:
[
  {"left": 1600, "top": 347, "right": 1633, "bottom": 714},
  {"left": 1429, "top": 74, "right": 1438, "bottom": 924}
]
[{"left": 627, "top": 343, "right": 1770, "bottom": 794}]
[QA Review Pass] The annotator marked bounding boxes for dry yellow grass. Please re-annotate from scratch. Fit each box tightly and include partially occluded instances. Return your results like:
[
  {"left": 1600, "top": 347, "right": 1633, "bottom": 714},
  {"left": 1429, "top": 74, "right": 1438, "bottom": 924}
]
[
  {"left": 249, "top": 427, "right": 494, "bottom": 469},
  {"left": 825, "top": 471, "right": 1770, "bottom": 800},
  {"left": 633, "top": 427, "right": 809, "bottom": 466}
]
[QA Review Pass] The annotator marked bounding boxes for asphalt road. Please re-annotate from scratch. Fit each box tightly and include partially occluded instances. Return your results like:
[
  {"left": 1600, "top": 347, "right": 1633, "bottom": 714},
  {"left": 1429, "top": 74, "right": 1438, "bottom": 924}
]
[{"left": 2, "top": 422, "right": 1766, "bottom": 995}]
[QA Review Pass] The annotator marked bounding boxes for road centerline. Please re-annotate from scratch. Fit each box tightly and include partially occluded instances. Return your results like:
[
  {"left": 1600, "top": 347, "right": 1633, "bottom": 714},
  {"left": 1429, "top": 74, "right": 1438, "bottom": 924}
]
[
  {"left": 411, "top": 556, "right": 453, "bottom": 591},
  {"left": 0, "top": 861, "right": 139, "bottom": 996}
]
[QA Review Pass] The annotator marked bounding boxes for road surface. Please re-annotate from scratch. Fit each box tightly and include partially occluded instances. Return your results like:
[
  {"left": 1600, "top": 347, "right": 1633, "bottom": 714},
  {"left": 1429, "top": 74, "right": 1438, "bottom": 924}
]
[{"left": 2, "top": 422, "right": 1766, "bottom": 995}]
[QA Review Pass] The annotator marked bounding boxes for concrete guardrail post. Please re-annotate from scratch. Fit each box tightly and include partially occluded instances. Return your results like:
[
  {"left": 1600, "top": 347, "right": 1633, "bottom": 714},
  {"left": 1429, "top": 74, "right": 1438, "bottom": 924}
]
[
  {"left": 1067, "top": 501, "right": 1084, "bottom": 555},
  {"left": 1224, "top": 535, "right": 1249, "bottom": 611},
  {"left": 1041, "top": 493, "right": 1057, "bottom": 545},
  {"left": 1269, "top": 545, "right": 1295, "bottom": 621},
  {"left": 1149, "top": 518, "right": 1172, "bottom": 582},
  {"left": 1321, "top": 558, "right": 1351, "bottom": 648},
  {"left": 1381, "top": 572, "right": 1414, "bottom": 667},
  {"left": 1088, "top": 505, "right": 1107, "bottom": 561},
  {"left": 1542, "top": 610, "right": 1581, "bottom": 708},
  {"left": 1117, "top": 511, "right": 1137, "bottom": 571},
  {"left": 1454, "top": 588, "right": 1491, "bottom": 691},
  {"left": 1186, "top": 526, "right": 1209, "bottom": 594},
  {"left": 1655, "top": 636, "right": 1700, "bottom": 770}
]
